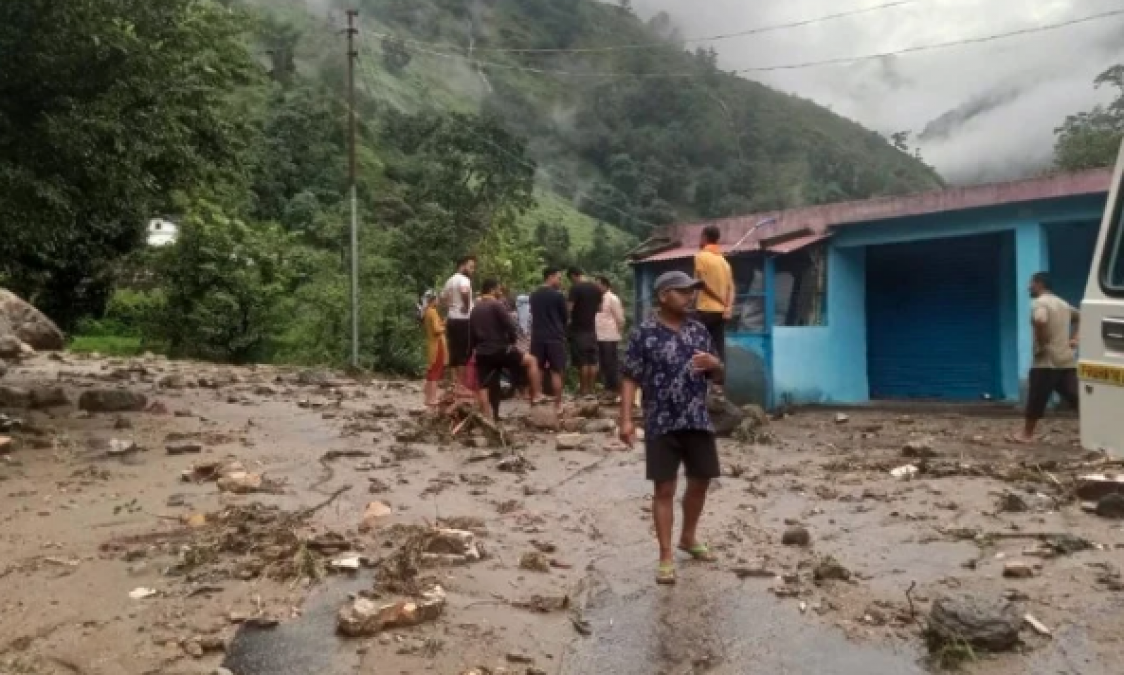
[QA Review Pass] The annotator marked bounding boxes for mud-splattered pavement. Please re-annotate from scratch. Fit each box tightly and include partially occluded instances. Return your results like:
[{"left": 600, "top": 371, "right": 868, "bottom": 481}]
[{"left": 0, "top": 352, "right": 1121, "bottom": 675}]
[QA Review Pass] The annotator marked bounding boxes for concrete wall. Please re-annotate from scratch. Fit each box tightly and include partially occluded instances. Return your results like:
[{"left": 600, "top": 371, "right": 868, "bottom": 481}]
[{"left": 772, "top": 246, "right": 867, "bottom": 404}]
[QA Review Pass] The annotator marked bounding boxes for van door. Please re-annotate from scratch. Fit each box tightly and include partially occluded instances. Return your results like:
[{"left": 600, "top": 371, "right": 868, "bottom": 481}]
[{"left": 1079, "top": 140, "right": 1124, "bottom": 454}]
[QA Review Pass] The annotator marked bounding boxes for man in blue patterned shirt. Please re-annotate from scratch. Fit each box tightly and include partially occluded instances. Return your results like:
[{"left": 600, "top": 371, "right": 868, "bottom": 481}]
[{"left": 619, "top": 271, "right": 725, "bottom": 585}]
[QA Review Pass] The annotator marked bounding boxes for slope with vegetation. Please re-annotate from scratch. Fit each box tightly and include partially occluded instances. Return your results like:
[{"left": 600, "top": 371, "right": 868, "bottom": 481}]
[{"left": 2, "top": 0, "right": 947, "bottom": 373}]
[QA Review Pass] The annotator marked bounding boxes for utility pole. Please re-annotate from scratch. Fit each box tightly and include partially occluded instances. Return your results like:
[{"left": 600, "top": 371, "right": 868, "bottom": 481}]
[{"left": 346, "top": 9, "right": 360, "bottom": 370}]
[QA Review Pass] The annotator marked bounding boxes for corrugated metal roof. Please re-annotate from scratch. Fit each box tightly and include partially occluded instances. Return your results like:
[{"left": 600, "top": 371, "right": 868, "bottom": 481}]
[{"left": 766, "top": 232, "right": 831, "bottom": 254}]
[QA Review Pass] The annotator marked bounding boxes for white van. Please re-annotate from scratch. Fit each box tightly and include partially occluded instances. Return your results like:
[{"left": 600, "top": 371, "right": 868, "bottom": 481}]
[{"left": 1079, "top": 140, "right": 1124, "bottom": 455}]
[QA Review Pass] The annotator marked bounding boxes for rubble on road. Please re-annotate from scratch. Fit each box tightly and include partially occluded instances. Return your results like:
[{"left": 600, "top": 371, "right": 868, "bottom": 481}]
[
  {"left": 926, "top": 595, "right": 1022, "bottom": 653},
  {"left": 420, "top": 528, "right": 483, "bottom": 566},
  {"left": 337, "top": 585, "right": 446, "bottom": 637},
  {"left": 78, "top": 389, "right": 148, "bottom": 413},
  {"left": 358, "top": 501, "right": 394, "bottom": 533}
]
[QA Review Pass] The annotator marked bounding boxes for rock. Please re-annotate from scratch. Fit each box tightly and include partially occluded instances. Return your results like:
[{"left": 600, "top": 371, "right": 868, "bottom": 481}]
[
  {"left": 781, "top": 526, "right": 811, "bottom": 547},
  {"left": 574, "top": 401, "right": 601, "bottom": 419},
  {"left": 330, "top": 553, "right": 363, "bottom": 571},
  {"left": 927, "top": 596, "right": 1022, "bottom": 652},
  {"left": 297, "top": 369, "right": 333, "bottom": 386},
  {"left": 732, "top": 566, "right": 775, "bottom": 579},
  {"left": 556, "top": 433, "right": 589, "bottom": 451},
  {"left": 0, "top": 289, "right": 65, "bottom": 350},
  {"left": 521, "top": 406, "right": 559, "bottom": 432},
  {"left": 157, "top": 373, "right": 187, "bottom": 389},
  {"left": 813, "top": 556, "right": 851, "bottom": 582},
  {"left": 1003, "top": 561, "right": 1035, "bottom": 579},
  {"left": 506, "top": 652, "right": 534, "bottom": 664},
  {"left": 996, "top": 492, "right": 1029, "bottom": 513},
  {"left": 166, "top": 441, "right": 203, "bottom": 456},
  {"left": 707, "top": 394, "right": 746, "bottom": 437},
  {"left": 421, "top": 528, "right": 483, "bottom": 565},
  {"left": 834, "top": 413, "right": 850, "bottom": 424},
  {"left": 0, "top": 385, "right": 31, "bottom": 408},
  {"left": 1075, "top": 474, "right": 1124, "bottom": 500},
  {"left": 107, "top": 439, "right": 139, "bottom": 456},
  {"left": 78, "top": 389, "right": 148, "bottom": 413},
  {"left": 0, "top": 436, "right": 12, "bottom": 453},
  {"left": 1096, "top": 493, "right": 1124, "bottom": 519},
  {"left": 114, "top": 416, "right": 133, "bottom": 430},
  {"left": 128, "top": 587, "right": 158, "bottom": 600},
  {"left": 216, "top": 472, "right": 263, "bottom": 494},
  {"left": 358, "top": 501, "right": 393, "bottom": 533},
  {"left": 0, "top": 335, "right": 21, "bottom": 360},
  {"left": 582, "top": 418, "right": 616, "bottom": 434},
  {"left": 902, "top": 438, "right": 938, "bottom": 459},
  {"left": 890, "top": 464, "right": 919, "bottom": 480},
  {"left": 27, "top": 386, "right": 69, "bottom": 409},
  {"left": 519, "top": 551, "right": 551, "bottom": 572},
  {"left": 337, "top": 585, "right": 446, "bottom": 637}
]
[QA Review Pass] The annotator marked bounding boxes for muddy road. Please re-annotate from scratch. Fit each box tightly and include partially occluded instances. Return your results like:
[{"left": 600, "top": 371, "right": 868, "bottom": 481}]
[{"left": 0, "top": 352, "right": 1121, "bottom": 675}]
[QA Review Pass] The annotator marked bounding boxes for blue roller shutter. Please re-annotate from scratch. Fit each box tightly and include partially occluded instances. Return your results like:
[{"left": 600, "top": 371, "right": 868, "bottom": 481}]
[{"left": 866, "top": 234, "right": 1002, "bottom": 400}]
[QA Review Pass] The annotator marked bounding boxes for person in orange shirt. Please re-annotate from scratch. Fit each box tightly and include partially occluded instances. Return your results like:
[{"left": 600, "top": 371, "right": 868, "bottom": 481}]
[
  {"left": 420, "top": 290, "right": 446, "bottom": 407},
  {"left": 693, "top": 225, "right": 734, "bottom": 363}
]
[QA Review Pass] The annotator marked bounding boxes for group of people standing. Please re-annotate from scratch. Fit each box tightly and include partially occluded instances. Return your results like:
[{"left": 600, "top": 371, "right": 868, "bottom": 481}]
[{"left": 419, "top": 256, "right": 627, "bottom": 420}]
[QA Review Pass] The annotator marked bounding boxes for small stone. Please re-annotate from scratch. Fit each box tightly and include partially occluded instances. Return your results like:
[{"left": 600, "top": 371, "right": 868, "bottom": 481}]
[
  {"left": 781, "top": 526, "right": 811, "bottom": 547},
  {"left": 157, "top": 373, "right": 187, "bottom": 389},
  {"left": 337, "top": 585, "right": 446, "bottom": 636},
  {"left": 1095, "top": 493, "right": 1124, "bottom": 519},
  {"left": 834, "top": 413, "right": 849, "bottom": 424},
  {"left": 358, "top": 501, "right": 393, "bottom": 533},
  {"left": 902, "top": 438, "right": 938, "bottom": 459},
  {"left": 113, "top": 416, "right": 133, "bottom": 430},
  {"left": 1002, "top": 561, "right": 1035, "bottom": 579},
  {"left": 996, "top": 492, "right": 1029, "bottom": 513},
  {"left": 29, "top": 386, "right": 70, "bottom": 409},
  {"left": 555, "top": 433, "right": 588, "bottom": 451},
  {"left": 927, "top": 595, "right": 1021, "bottom": 652},
  {"left": 78, "top": 389, "right": 148, "bottom": 413},
  {"left": 183, "top": 640, "right": 204, "bottom": 658},
  {"left": 107, "top": 439, "right": 139, "bottom": 456},
  {"left": 166, "top": 441, "right": 203, "bottom": 455},
  {"left": 812, "top": 556, "right": 851, "bottom": 582},
  {"left": 506, "top": 652, "right": 534, "bottom": 664},
  {"left": 216, "top": 471, "right": 263, "bottom": 494},
  {"left": 0, "top": 436, "right": 12, "bottom": 453},
  {"left": 519, "top": 551, "right": 551, "bottom": 573}
]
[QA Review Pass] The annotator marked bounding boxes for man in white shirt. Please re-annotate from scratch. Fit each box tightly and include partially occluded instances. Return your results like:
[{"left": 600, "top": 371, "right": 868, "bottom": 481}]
[
  {"left": 595, "top": 275, "right": 626, "bottom": 396},
  {"left": 1012, "top": 272, "right": 1080, "bottom": 443},
  {"left": 442, "top": 255, "right": 476, "bottom": 384}
]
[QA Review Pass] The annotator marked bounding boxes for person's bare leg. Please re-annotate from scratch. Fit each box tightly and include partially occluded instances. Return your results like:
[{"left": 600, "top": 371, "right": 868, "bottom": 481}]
[
  {"left": 551, "top": 371, "right": 563, "bottom": 410},
  {"left": 1012, "top": 418, "right": 1038, "bottom": 443},
  {"left": 522, "top": 355, "right": 542, "bottom": 403},
  {"left": 653, "top": 479, "right": 677, "bottom": 565},
  {"left": 424, "top": 380, "right": 437, "bottom": 406},
  {"left": 679, "top": 477, "right": 710, "bottom": 549}
]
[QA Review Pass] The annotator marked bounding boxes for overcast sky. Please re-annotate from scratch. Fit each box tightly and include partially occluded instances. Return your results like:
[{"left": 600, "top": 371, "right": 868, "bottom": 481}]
[{"left": 630, "top": 0, "right": 1124, "bottom": 184}]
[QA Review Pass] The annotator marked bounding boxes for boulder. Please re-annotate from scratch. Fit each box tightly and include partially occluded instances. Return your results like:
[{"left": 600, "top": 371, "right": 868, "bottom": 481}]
[
  {"left": 78, "top": 389, "right": 148, "bottom": 413},
  {"left": 927, "top": 596, "right": 1022, "bottom": 652},
  {"left": 1096, "top": 493, "right": 1124, "bottom": 519},
  {"left": 707, "top": 394, "right": 746, "bottom": 437},
  {"left": 0, "top": 335, "right": 23, "bottom": 360},
  {"left": 0, "top": 385, "right": 31, "bottom": 409},
  {"left": 525, "top": 405, "right": 560, "bottom": 432},
  {"left": 0, "top": 289, "right": 64, "bottom": 350},
  {"left": 29, "top": 386, "right": 70, "bottom": 409}
]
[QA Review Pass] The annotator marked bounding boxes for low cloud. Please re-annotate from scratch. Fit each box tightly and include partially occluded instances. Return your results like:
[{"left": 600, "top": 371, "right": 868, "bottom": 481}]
[{"left": 631, "top": 0, "right": 1124, "bottom": 183}]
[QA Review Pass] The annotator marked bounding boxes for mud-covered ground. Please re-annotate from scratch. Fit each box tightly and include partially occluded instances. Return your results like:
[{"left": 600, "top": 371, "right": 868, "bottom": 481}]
[{"left": 0, "top": 353, "right": 1121, "bottom": 675}]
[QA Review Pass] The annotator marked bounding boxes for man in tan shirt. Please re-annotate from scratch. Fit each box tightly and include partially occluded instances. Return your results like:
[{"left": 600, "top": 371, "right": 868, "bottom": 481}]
[{"left": 1013, "top": 272, "right": 1080, "bottom": 443}]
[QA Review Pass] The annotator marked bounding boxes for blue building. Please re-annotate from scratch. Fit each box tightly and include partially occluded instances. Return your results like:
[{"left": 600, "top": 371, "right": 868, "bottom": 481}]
[{"left": 631, "top": 168, "right": 1112, "bottom": 408}]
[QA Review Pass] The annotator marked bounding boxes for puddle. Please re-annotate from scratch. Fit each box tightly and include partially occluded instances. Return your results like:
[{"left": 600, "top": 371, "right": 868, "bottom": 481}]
[
  {"left": 563, "top": 571, "right": 924, "bottom": 675},
  {"left": 222, "top": 574, "right": 368, "bottom": 675}
]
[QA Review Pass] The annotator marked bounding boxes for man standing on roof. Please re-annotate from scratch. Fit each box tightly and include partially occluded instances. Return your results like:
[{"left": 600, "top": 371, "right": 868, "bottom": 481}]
[
  {"left": 694, "top": 225, "right": 734, "bottom": 368},
  {"left": 442, "top": 256, "right": 476, "bottom": 387},
  {"left": 619, "top": 271, "right": 724, "bottom": 585}
]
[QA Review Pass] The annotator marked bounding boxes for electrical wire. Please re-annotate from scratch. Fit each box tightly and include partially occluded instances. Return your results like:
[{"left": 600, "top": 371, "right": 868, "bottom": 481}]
[{"left": 367, "top": 8, "right": 1124, "bottom": 79}]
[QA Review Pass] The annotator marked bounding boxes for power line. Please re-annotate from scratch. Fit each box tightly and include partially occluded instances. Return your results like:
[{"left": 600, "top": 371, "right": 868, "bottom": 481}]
[
  {"left": 381, "top": 1, "right": 923, "bottom": 55},
  {"left": 367, "top": 8, "right": 1124, "bottom": 79}
]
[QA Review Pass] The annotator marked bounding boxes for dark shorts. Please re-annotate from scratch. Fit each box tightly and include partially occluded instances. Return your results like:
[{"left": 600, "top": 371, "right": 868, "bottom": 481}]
[
  {"left": 476, "top": 347, "right": 524, "bottom": 391},
  {"left": 1026, "top": 368, "right": 1079, "bottom": 420},
  {"left": 447, "top": 319, "right": 471, "bottom": 368},
  {"left": 646, "top": 430, "right": 721, "bottom": 483},
  {"left": 696, "top": 311, "right": 726, "bottom": 362},
  {"left": 531, "top": 340, "right": 567, "bottom": 373},
  {"left": 570, "top": 331, "right": 598, "bottom": 367}
]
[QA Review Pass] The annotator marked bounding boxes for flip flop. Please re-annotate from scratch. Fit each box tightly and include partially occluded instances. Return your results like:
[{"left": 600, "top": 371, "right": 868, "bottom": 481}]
[
  {"left": 678, "top": 543, "right": 718, "bottom": 562},
  {"left": 656, "top": 562, "right": 677, "bottom": 585}
]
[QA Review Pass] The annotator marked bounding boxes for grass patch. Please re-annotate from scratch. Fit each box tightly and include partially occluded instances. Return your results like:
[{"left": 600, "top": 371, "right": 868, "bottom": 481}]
[{"left": 68, "top": 335, "right": 148, "bottom": 357}]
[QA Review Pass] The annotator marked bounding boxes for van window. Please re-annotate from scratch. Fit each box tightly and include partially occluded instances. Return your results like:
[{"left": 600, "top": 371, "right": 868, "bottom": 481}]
[{"left": 1104, "top": 176, "right": 1124, "bottom": 294}]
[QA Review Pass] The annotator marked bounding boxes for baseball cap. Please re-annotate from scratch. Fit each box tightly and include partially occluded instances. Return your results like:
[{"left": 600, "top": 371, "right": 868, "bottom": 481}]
[{"left": 654, "top": 271, "right": 704, "bottom": 293}]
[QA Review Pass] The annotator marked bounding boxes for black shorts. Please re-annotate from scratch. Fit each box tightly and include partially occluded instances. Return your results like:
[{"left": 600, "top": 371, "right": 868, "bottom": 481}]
[
  {"left": 696, "top": 311, "right": 726, "bottom": 362},
  {"left": 1026, "top": 368, "right": 1079, "bottom": 420},
  {"left": 569, "top": 331, "right": 598, "bottom": 367},
  {"left": 646, "top": 430, "right": 721, "bottom": 483},
  {"left": 447, "top": 319, "right": 471, "bottom": 368},
  {"left": 476, "top": 347, "right": 524, "bottom": 390},
  {"left": 531, "top": 340, "right": 567, "bottom": 373}
]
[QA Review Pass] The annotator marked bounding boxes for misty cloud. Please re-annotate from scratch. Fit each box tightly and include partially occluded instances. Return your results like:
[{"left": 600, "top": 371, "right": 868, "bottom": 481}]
[{"left": 630, "top": 0, "right": 1124, "bottom": 184}]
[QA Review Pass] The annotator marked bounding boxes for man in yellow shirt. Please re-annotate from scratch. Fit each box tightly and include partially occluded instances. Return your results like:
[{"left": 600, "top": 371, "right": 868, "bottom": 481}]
[{"left": 693, "top": 225, "right": 734, "bottom": 362}]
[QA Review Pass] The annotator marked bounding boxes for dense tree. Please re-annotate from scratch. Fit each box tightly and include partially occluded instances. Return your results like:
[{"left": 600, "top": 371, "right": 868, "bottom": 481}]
[
  {"left": 0, "top": 0, "right": 262, "bottom": 327},
  {"left": 1055, "top": 65, "right": 1124, "bottom": 171}
]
